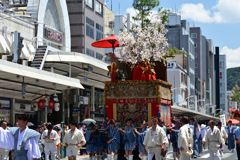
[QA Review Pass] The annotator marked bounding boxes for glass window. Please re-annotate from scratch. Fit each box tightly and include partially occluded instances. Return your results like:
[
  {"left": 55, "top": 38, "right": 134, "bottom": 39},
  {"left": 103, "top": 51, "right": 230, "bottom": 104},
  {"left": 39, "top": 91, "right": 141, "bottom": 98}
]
[
  {"left": 86, "top": 48, "right": 94, "bottom": 57},
  {"left": 96, "top": 23, "right": 103, "bottom": 32},
  {"left": 96, "top": 52, "right": 103, "bottom": 60},
  {"left": 191, "top": 33, "right": 197, "bottom": 38},
  {"left": 95, "top": 1, "right": 103, "bottom": 15},
  {"left": 86, "top": 17, "right": 94, "bottom": 27},
  {"left": 195, "top": 53, "right": 197, "bottom": 58},
  {"left": 195, "top": 63, "right": 198, "bottom": 68},
  {"left": 96, "top": 30, "right": 103, "bottom": 41},
  {"left": 86, "top": 25, "right": 94, "bottom": 39},
  {"left": 86, "top": 0, "right": 93, "bottom": 9},
  {"left": 194, "top": 43, "right": 197, "bottom": 48}
]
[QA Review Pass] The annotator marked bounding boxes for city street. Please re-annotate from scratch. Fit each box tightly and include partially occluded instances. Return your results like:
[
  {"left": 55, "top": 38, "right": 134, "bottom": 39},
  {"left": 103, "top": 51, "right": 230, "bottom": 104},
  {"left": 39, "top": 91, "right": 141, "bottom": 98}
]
[{"left": 68, "top": 146, "right": 238, "bottom": 160}]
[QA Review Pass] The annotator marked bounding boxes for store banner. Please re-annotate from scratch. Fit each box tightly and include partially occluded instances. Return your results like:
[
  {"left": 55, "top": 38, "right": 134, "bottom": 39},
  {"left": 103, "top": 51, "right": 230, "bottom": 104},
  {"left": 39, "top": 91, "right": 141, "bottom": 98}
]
[
  {"left": 220, "top": 114, "right": 226, "bottom": 127},
  {"left": 0, "top": 98, "right": 11, "bottom": 109}
]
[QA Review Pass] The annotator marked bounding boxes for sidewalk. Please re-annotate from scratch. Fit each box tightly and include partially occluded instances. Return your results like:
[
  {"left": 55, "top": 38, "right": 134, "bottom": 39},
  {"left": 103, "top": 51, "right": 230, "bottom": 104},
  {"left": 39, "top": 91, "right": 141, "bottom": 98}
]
[{"left": 61, "top": 155, "right": 89, "bottom": 160}]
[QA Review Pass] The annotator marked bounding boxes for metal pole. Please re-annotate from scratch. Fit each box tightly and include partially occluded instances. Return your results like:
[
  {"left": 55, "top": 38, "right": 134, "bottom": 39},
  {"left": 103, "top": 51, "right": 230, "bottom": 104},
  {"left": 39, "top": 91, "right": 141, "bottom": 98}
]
[
  {"left": 174, "top": 75, "right": 176, "bottom": 105},
  {"left": 69, "top": 62, "right": 71, "bottom": 77},
  {"left": 45, "top": 106, "right": 47, "bottom": 123}
]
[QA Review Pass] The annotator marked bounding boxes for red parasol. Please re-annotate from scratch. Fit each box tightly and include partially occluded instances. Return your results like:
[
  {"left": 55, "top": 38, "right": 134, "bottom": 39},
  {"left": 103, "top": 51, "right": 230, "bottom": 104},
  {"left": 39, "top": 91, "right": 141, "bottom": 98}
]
[
  {"left": 91, "top": 34, "right": 119, "bottom": 54},
  {"left": 229, "top": 108, "right": 236, "bottom": 112},
  {"left": 226, "top": 119, "right": 239, "bottom": 124}
]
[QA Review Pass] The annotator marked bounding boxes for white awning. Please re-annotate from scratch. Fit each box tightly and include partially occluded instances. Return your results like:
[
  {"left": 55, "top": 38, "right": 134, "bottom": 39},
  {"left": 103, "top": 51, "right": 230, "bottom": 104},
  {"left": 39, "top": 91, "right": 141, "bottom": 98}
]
[
  {"left": 0, "top": 59, "right": 84, "bottom": 100},
  {"left": 46, "top": 52, "right": 109, "bottom": 71},
  {"left": 171, "top": 105, "right": 220, "bottom": 121}
]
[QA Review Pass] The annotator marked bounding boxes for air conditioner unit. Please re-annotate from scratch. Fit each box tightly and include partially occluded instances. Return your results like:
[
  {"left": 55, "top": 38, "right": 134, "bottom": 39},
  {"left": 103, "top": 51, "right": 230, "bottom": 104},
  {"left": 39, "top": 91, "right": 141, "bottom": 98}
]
[{"left": 109, "top": 21, "right": 115, "bottom": 28}]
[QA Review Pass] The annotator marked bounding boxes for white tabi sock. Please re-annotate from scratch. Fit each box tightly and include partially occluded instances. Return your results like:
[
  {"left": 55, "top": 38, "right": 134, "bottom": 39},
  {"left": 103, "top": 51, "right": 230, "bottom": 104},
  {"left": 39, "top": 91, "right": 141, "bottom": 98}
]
[
  {"left": 129, "top": 155, "right": 133, "bottom": 160},
  {"left": 114, "top": 154, "right": 118, "bottom": 160},
  {"left": 107, "top": 154, "right": 112, "bottom": 160},
  {"left": 173, "top": 152, "right": 176, "bottom": 160},
  {"left": 142, "top": 156, "right": 148, "bottom": 160}
]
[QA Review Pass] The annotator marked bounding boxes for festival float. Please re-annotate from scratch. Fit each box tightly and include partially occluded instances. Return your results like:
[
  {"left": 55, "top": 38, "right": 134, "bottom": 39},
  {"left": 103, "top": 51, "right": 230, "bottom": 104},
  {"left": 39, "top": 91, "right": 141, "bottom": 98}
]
[{"left": 92, "top": 14, "right": 183, "bottom": 127}]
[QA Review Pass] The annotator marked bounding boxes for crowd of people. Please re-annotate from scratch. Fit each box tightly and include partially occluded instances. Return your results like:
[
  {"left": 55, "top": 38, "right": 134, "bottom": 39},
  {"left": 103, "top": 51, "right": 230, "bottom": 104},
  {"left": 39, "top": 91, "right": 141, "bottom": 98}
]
[{"left": 0, "top": 114, "right": 240, "bottom": 160}]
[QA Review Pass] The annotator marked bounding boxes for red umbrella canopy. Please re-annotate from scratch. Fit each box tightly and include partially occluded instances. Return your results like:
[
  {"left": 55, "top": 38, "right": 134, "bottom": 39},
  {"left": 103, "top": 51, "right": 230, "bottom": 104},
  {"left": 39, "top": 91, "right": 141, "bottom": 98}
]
[
  {"left": 91, "top": 34, "right": 119, "bottom": 48},
  {"left": 229, "top": 108, "right": 236, "bottom": 112},
  {"left": 226, "top": 118, "right": 239, "bottom": 124}
]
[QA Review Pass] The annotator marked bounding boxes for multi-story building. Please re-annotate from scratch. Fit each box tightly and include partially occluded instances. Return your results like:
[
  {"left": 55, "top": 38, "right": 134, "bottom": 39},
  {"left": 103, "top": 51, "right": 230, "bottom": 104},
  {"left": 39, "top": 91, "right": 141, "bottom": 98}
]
[
  {"left": 208, "top": 39, "right": 215, "bottom": 113},
  {"left": 219, "top": 55, "right": 228, "bottom": 114},
  {"left": 202, "top": 36, "right": 215, "bottom": 114},
  {"left": 66, "top": 0, "right": 105, "bottom": 60},
  {"left": 167, "top": 60, "right": 188, "bottom": 108},
  {"left": 190, "top": 27, "right": 203, "bottom": 110},
  {"left": 165, "top": 13, "right": 196, "bottom": 109},
  {"left": 104, "top": 5, "right": 115, "bottom": 37},
  {"left": 105, "top": 14, "right": 134, "bottom": 54}
]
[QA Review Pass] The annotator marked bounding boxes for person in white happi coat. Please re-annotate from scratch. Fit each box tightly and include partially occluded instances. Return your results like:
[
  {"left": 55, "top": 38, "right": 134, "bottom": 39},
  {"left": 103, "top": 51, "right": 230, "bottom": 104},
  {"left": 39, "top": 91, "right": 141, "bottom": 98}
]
[
  {"left": 143, "top": 117, "right": 168, "bottom": 160},
  {"left": 217, "top": 122, "right": 228, "bottom": 157},
  {"left": 63, "top": 122, "right": 86, "bottom": 160},
  {"left": 178, "top": 116, "right": 193, "bottom": 160},
  {"left": 0, "top": 120, "right": 12, "bottom": 160},
  {"left": 41, "top": 124, "right": 60, "bottom": 160},
  {"left": 202, "top": 120, "right": 223, "bottom": 160},
  {"left": 3, "top": 114, "right": 41, "bottom": 160},
  {"left": 0, "top": 122, "right": 14, "bottom": 160}
]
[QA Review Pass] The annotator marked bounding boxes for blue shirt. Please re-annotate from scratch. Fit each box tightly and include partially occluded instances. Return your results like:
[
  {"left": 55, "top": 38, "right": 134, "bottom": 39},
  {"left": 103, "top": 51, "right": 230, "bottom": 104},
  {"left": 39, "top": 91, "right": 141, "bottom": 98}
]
[{"left": 235, "top": 127, "right": 240, "bottom": 140}]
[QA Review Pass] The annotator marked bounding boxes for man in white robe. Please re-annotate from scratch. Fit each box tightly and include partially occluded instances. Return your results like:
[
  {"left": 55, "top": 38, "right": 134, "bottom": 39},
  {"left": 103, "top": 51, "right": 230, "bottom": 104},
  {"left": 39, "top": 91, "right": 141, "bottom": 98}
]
[
  {"left": 217, "top": 122, "right": 228, "bottom": 157},
  {"left": 143, "top": 117, "right": 168, "bottom": 160},
  {"left": 41, "top": 124, "right": 60, "bottom": 160},
  {"left": 0, "top": 120, "right": 12, "bottom": 160},
  {"left": 4, "top": 114, "right": 41, "bottom": 160},
  {"left": 63, "top": 122, "right": 86, "bottom": 160},
  {"left": 0, "top": 124, "right": 14, "bottom": 160},
  {"left": 178, "top": 116, "right": 193, "bottom": 160},
  {"left": 203, "top": 120, "right": 223, "bottom": 160}
]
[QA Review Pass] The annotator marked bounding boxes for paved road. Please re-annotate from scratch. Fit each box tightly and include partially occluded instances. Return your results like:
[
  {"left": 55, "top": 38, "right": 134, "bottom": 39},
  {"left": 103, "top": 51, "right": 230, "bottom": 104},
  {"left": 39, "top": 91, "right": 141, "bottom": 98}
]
[{"left": 74, "top": 146, "right": 238, "bottom": 160}]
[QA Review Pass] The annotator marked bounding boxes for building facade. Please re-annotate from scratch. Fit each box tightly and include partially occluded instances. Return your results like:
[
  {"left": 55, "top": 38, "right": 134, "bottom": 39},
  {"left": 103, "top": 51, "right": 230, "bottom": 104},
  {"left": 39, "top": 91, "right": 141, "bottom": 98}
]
[
  {"left": 104, "top": 5, "right": 115, "bottom": 38},
  {"left": 167, "top": 61, "right": 188, "bottom": 108},
  {"left": 165, "top": 13, "right": 196, "bottom": 110},
  {"left": 66, "top": 0, "right": 105, "bottom": 60},
  {"left": 202, "top": 37, "right": 215, "bottom": 114},
  {"left": 219, "top": 55, "right": 228, "bottom": 115},
  {"left": 190, "top": 27, "right": 204, "bottom": 110}
]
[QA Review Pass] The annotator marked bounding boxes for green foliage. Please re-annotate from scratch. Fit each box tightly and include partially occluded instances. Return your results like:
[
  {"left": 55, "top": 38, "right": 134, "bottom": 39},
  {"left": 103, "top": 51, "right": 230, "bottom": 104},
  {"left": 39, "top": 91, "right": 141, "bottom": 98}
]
[
  {"left": 132, "top": 0, "right": 169, "bottom": 28},
  {"left": 167, "top": 47, "right": 188, "bottom": 57},
  {"left": 227, "top": 67, "right": 240, "bottom": 90},
  {"left": 230, "top": 84, "right": 240, "bottom": 102}
]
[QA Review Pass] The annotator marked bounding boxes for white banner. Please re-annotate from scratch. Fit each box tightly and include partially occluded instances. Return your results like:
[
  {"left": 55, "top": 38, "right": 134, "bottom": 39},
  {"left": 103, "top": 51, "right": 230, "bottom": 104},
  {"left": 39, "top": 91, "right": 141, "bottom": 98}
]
[{"left": 220, "top": 114, "right": 226, "bottom": 127}]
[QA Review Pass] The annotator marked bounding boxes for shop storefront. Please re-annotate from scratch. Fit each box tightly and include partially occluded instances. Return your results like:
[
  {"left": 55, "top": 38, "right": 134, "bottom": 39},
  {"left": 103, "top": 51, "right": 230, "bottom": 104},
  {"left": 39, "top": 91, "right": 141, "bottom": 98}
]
[{"left": 0, "top": 98, "right": 11, "bottom": 123}]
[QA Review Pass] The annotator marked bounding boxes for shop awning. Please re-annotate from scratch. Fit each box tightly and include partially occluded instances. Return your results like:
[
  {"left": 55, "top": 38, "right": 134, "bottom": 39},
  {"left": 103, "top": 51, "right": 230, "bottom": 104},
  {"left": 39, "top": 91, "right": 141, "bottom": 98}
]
[
  {"left": 0, "top": 59, "right": 84, "bottom": 100},
  {"left": 171, "top": 105, "right": 220, "bottom": 121},
  {"left": 46, "top": 52, "right": 109, "bottom": 71},
  {"left": 44, "top": 52, "right": 110, "bottom": 89}
]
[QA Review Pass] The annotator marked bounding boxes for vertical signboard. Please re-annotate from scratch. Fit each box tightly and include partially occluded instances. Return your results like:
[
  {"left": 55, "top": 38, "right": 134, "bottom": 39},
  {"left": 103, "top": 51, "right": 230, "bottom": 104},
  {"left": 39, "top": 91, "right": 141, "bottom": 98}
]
[{"left": 220, "top": 114, "right": 226, "bottom": 127}]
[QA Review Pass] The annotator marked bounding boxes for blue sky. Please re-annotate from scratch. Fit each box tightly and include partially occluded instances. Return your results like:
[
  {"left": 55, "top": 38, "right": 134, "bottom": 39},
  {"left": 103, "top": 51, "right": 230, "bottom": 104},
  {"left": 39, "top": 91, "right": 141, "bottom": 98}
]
[{"left": 106, "top": 0, "right": 240, "bottom": 68}]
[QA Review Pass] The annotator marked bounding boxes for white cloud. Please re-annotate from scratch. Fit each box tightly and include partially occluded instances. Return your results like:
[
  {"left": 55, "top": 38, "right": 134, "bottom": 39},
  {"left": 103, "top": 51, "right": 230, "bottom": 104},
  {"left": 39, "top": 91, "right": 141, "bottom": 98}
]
[
  {"left": 221, "top": 46, "right": 240, "bottom": 68},
  {"left": 180, "top": 0, "right": 240, "bottom": 23}
]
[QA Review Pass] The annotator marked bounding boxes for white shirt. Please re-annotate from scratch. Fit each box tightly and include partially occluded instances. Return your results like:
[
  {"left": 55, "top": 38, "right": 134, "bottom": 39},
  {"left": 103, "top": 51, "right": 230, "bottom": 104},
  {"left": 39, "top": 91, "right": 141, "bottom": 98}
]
[
  {"left": 195, "top": 125, "right": 201, "bottom": 138},
  {"left": 17, "top": 127, "right": 28, "bottom": 150},
  {"left": 152, "top": 131, "right": 156, "bottom": 139},
  {"left": 210, "top": 126, "right": 217, "bottom": 135}
]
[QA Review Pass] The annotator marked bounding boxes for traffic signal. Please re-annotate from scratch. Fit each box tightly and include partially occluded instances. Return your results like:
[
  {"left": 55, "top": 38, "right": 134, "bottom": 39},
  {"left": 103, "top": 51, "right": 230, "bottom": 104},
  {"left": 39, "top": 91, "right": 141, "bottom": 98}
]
[
  {"left": 22, "top": 83, "right": 26, "bottom": 99},
  {"left": 18, "top": 34, "right": 24, "bottom": 55},
  {"left": 81, "top": 105, "right": 86, "bottom": 115}
]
